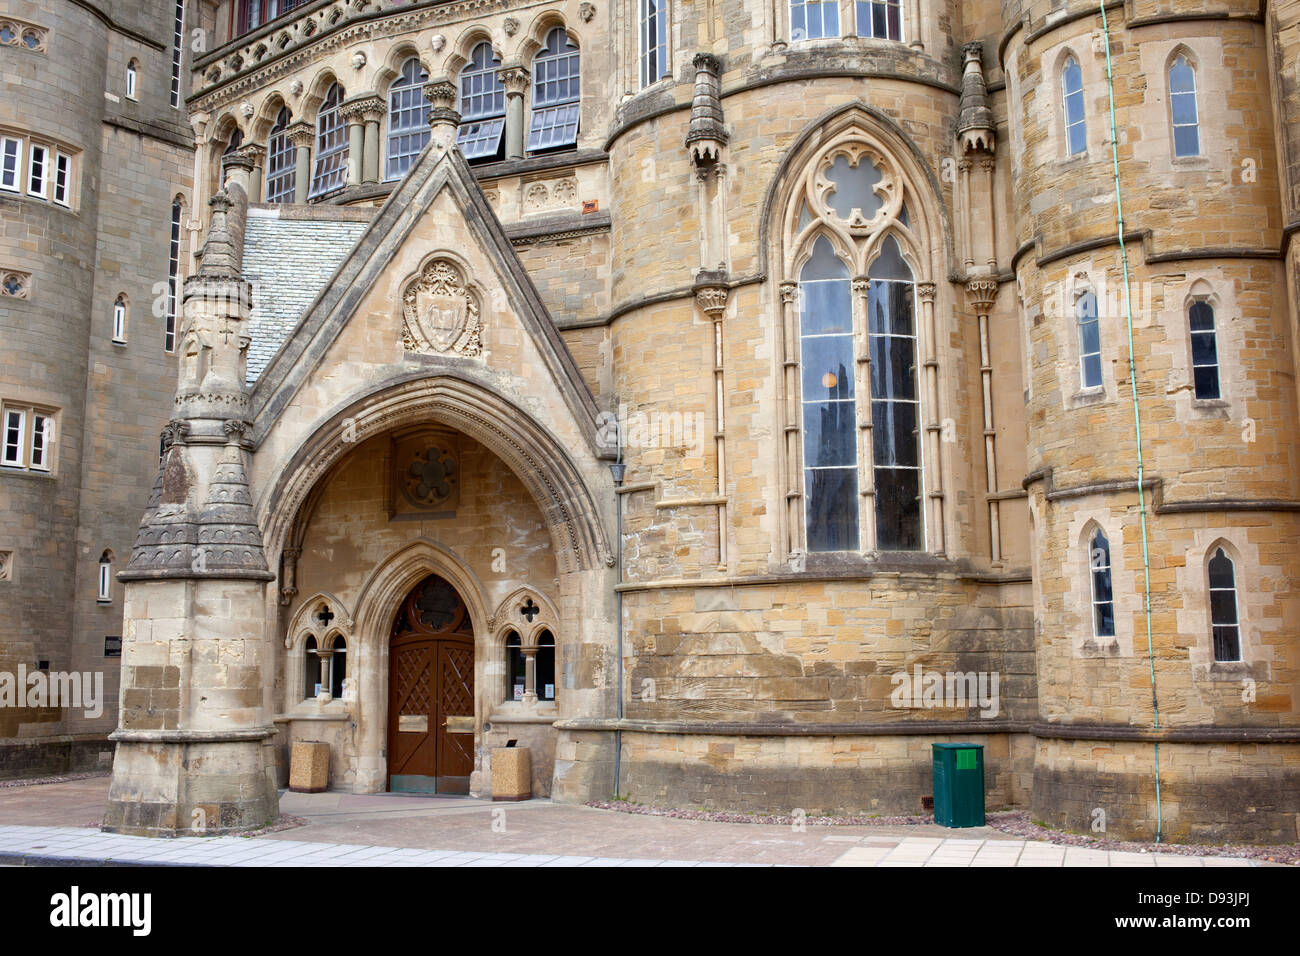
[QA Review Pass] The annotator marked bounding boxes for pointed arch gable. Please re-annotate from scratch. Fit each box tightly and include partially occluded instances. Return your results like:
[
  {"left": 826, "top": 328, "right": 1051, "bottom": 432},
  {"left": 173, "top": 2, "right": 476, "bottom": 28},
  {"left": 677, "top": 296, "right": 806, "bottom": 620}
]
[{"left": 248, "top": 145, "right": 606, "bottom": 463}]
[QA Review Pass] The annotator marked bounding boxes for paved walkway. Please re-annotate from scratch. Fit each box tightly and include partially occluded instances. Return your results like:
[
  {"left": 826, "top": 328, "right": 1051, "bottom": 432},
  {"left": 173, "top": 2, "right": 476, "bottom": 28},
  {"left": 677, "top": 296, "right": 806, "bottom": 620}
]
[{"left": 0, "top": 778, "right": 1266, "bottom": 867}]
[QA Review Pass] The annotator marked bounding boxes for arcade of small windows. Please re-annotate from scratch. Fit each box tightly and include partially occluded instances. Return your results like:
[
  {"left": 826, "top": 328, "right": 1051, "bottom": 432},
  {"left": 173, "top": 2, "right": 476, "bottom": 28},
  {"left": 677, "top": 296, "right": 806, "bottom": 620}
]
[
  {"left": 789, "top": 0, "right": 903, "bottom": 42},
  {"left": 241, "top": 31, "right": 581, "bottom": 201},
  {"left": 504, "top": 628, "right": 556, "bottom": 704},
  {"left": 303, "top": 634, "right": 347, "bottom": 700}
]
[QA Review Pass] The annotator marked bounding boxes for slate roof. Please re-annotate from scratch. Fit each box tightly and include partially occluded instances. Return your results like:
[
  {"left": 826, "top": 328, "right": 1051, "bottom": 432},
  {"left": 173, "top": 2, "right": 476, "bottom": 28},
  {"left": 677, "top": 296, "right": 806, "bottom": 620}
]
[{"left": 242, "top": 207, "right": 371, "bottom": 384}]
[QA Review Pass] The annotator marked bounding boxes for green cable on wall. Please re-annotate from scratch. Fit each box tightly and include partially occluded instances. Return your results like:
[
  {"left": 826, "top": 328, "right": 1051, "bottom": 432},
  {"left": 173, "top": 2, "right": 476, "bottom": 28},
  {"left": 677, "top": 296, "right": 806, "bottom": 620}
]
[{"left": 1098, "top": 0, "right": 1163, "bottom": 842}]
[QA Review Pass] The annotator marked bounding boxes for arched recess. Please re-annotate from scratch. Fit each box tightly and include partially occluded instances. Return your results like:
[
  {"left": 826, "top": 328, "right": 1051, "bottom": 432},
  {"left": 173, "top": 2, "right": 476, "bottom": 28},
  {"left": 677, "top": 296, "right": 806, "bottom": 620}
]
[
  {"left": 302, "top": 69, "right": 344, "bottom": 123},
  {"left": 375, "top": 42, "right": 426, "bottom": 97},
  {"left": 259, "top": 373, "right": 615, "bottom": 578},
  {"left": 520, "top": 10, "right": 578, "bottom": 61},
  {"left": 444, "top": 28, "right": 500, "bottom": 78},
  {"left": 250, "top": 92, "right": 290, "bottom": 142}
]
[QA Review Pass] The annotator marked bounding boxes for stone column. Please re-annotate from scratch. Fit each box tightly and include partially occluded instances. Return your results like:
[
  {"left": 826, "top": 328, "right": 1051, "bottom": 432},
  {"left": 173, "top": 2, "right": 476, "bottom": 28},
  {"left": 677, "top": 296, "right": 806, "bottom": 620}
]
[
  {"left": 286, "top": 121, "right": 314, "bottom": 204},
  {"left": 522, "top": 645, "right": 538, "bottom": 705},
  {"left": 917, "top": 281, "right": 945, "bottom": 556},
  {"left": 852, "top": 276, "right": 876, "bottom": 551},
  {"left": 498, "top": 62, "right": 530, "bottom": 161},
  {"left": 779, "top": 281, "right": 804, "bottom": 558},
  {"left": 966, "top": 278, "right": 1001, "bottom": 565},
  {"left": 239, "top": 143, "right": 265, "bottom": 203},
  {"left": 696, "top": 281, "right": 729, "bottom": 569},
  {"left": 360, "top": 98, "right": 386, "bottom": 184}
]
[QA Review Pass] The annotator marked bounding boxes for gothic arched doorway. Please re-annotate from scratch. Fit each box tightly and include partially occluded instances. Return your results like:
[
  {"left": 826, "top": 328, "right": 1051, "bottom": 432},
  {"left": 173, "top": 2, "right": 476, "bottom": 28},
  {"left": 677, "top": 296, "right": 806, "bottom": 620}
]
[{"left": 387, "top": 573, "right": 475, "bottom": 794}]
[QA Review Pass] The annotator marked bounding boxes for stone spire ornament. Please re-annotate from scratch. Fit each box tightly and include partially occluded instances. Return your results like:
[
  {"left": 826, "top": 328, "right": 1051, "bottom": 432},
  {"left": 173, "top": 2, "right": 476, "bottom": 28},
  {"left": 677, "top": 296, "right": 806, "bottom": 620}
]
[
  {"left": 956, "top": 42, "right": 996, "bottom": 154},
  {"left": 685, "top": 53, "right": 728, "bottom": 166}
]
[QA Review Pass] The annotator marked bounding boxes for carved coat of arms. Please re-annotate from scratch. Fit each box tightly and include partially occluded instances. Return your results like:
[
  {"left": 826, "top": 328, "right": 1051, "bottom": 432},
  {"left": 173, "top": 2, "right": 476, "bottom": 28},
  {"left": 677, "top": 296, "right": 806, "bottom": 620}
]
[{"left": 400, "top": 259, "right": 483, "bottom": 356}]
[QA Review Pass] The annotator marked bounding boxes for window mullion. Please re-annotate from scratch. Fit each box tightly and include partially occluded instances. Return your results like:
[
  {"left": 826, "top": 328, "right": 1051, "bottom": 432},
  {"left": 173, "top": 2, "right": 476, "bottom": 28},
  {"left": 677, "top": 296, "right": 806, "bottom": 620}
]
[{"left": 852, "top": 275, "right": 875, "bottom": 552}]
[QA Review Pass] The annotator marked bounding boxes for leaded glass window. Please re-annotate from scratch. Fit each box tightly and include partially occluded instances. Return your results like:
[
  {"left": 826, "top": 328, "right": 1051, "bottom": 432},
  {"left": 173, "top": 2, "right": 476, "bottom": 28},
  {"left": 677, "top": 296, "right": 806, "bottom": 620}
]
[
  {"left": 1208, "top": 547, "right": 1240, "bottom": 662},
  {"left": 1077, "top": 290, "right": 1102, "bottom": 388},
  {"left": 1170, "top": 55, "right": 1200, "bottom": 157},
  {"left": 265, "top": 107, "right": 295, "bottom": 204},
  {"left": 387, "top": 57, "right": 430, "bottom": 180},
  {"left": 310, "top": 83, "right": 347, "bottom": 197},
  {"left": 1062, "top": 55, "right": 1086, "bottom": 156},
  {"left": 529, "top": 28, "right": 580, "bottom": 153},
  {"left": 791, "top": 0, "right": 839, "bottom": 40},
  {"left": 1189, "top": 300, "right": 1220, "bottom": 399},
  {"left": 458, "top": 43, "right": 506, "bottom": 162},
  {"left": 1089, "top": 529, "right": 1115, "bottom": 638},
  {"left": 855, "top": 0, "right": 900, "bottom": 40},
  {"left": 800, "top": 237, "right": 858, "bottom": 551}
]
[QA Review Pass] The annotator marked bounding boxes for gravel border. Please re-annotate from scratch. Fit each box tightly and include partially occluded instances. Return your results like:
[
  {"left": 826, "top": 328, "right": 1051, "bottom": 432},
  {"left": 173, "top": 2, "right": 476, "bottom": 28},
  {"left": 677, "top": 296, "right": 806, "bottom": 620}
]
[
  {"left": 0, "top": 771, "right": 110, "bottom": 789},
  {"left": 586, "top": 800, "right": 1300, "bottom": 864}
]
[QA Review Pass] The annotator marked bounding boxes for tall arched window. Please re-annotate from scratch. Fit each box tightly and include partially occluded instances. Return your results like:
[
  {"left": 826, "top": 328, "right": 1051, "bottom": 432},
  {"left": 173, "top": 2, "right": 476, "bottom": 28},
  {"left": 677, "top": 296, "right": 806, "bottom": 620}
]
[
  {"left": 1189, "top": 300, "right": 1220, "bottom": 399},
  {"left": 505, "top": 631, "right": 525, "bottom": 700},
  {"left": 856, "top": 0, "right": 900, "bottom": 40},
  {"left": 1077, "top": 290, "right": 1101, "bottom": 388},
  {"left": 1208, "top": 547, "right": 1240, "bottom": 662},
  {"left": 785, "top": 134, "right": 929, "bottom": 555},
  {"left": 791, "top": 0, "right": 839, "bottom": 40},
  {"left": 1089, "top": 528, "right": 1115, "bottom": 638},
  {"left": 529, "top": 28, "right": 580, "bottom": 153},
  {"left": 265, "top": 106, "right": 295, "bottom": 204},
  {"left": 1061, "top": 55, "right": 1086, "bottom": 156},
  {"left": 112, "top": 294, "right": 127, "bottom": 343},
  {"left": 536, "top": 629, "right": 556, "bottom": 702},
  {"left": 458, "top": 42, "right": 506, "bottom": 162},
  {"left": 165, "top": 197, "right": 181, "bottom": 352},
  {"left": 1170, "top": 55, "right": 1200, "bottom": 157},
  {"left": 310, "top": 82, "right": 347, "bottom": 197},
  {"left": 638, "top": 0, "right": 669, "bottom": 89},
  {"left": 387, "top": 57, "right": 430, "bottom": 180},
  {"left": 800, "top": 237, "right": 858, "bottom": 551}
]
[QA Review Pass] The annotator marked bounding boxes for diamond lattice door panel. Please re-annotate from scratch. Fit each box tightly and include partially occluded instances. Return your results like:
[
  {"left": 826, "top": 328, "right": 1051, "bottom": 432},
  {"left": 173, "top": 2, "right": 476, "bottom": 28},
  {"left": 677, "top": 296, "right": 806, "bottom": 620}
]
[{"left": 387, "top": 573, "right": 475, "bottom": 794}]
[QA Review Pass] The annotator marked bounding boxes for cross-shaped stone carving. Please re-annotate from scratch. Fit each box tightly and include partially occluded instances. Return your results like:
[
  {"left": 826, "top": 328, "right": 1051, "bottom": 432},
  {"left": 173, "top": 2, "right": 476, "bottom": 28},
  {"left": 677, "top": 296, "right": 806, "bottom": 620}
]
[
  {"left": 520, "top": 598, "right": 539, "bottom": 623},
  {"left": 316, "top": 605, "right": 334, "bottom": 628}
]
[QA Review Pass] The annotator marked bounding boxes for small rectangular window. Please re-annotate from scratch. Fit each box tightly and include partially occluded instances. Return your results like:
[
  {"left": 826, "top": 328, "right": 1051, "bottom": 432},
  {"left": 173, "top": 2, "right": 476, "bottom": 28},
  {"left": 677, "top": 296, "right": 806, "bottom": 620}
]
[
  {"left": 98, "top": 561, "right": 111, "bottom": 602},
  {"left": 52, "top": 152, "right": 70, "bottom": 206},
  {"left": 0, "top": 137, "right": 21, "bottom": 192},
  {"left": 126, "top": 65, "right": 137, "bottom": 100},
  {"left": 28, "top": 143, "right": 47, "bottom": 198},
  {"left": 29, "top": 413, "right": 50, "bottom": 471},
  {"left": 113, "top": 301, "right": 127, "bottom": 343},
  {"left": 2, "top": 409, "right": 25, "bottom": 467}
]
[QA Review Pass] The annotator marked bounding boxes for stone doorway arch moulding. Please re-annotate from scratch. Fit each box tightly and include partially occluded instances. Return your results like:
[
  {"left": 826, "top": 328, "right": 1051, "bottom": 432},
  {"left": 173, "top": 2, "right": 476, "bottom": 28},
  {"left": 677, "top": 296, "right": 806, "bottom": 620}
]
[{"left": 258, "top": 371, "right": 616, "bottom": 576}]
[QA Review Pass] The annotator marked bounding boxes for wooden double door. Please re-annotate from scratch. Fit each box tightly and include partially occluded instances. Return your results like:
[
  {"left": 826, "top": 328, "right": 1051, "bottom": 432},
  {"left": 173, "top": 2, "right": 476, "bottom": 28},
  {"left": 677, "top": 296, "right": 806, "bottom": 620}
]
[{"left": 387, "top": 574, "right": 475, "bottom": 794}]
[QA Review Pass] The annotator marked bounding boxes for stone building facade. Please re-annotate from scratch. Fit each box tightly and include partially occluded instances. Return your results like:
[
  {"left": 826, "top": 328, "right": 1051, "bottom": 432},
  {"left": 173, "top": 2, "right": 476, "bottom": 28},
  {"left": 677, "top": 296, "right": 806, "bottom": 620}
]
[
  {"left": 10, "top": 0, "right": 1298, "bottom": 842},
  {"left": 0, "top": 0, "right": 195, "bottom": 776}
]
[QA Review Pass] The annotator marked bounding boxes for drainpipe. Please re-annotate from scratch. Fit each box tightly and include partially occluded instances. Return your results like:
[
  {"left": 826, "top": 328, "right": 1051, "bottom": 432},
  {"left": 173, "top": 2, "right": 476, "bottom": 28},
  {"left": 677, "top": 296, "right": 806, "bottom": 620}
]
[
  {"left": 1099, "top": 1, "right": 1163, "bottom": 842},
  {"left": 609, "top": 421, "right": 626, "bottom": 799}
]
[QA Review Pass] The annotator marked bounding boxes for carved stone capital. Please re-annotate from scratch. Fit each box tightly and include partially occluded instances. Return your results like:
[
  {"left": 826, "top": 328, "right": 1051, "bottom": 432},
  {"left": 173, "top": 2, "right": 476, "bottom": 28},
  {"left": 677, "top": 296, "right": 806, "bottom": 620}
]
[
  {"left": 285, "top": 120, "right": 315, "bottom": 148},
  {"left": 498, "top": 64, "right": 530, "bottom": 97},
  {"left": 978, "top": 157, "right": 996, "bottom": 172},
  {"left": 423, "top": 80, "right": 458, "bottom": 111},
  {"left": 239, "top": 142, "right": 266, "bottom": 165},
  {"left": 852, "top": 277, "right": 870, "bottom": 296},
  {"left": 964, "top": 278, "right": 998, "bottom": 312},
  {"left": 340, "top": 94, "right": 386, "bottom": 123},
  {"left": 917, "top": 281, "right": 937, "bottom": 303},
  {"left": 957, "top": 158, "right": 973, "bottom": 173},
  {"left": 695, "top": 286, "right": 728, "bottom": 318},
  {"left": 779, "top": 281, "right": 799, "bottom": 304},
  {"left": 161, "top": 420, "right": 191, "bottom": 450},
  {"left": 222, "top": 419, "right": 250, "bottom": 443}
]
